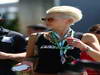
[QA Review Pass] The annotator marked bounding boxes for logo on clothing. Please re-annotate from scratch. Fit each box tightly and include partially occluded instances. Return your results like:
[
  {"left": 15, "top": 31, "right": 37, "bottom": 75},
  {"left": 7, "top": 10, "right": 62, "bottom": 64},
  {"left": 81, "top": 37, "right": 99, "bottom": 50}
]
[{"left": 40, "top": 45, "right": 58, "bottom": 49}]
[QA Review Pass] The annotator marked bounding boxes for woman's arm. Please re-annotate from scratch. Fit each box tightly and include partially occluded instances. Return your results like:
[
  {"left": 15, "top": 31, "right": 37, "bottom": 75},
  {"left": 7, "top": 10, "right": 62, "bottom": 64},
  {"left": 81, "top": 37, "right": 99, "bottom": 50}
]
[
  {"left": 67, "top": 34, "right": 100, "bottom": 62},
  {"left": 18, "top": 33, "right": 38, "bottom": 71},
  {"left": 86, "top": 47, "right": 100, "bottom": 62},
  {"left": 81, "top": 33, "right": 100, "bottom": 51},
  {"left": 81, "top": 33, "right": 100, "bottom": 61},
  {"left": 26, "top": 33, "right": 38, "bottom": 58}
]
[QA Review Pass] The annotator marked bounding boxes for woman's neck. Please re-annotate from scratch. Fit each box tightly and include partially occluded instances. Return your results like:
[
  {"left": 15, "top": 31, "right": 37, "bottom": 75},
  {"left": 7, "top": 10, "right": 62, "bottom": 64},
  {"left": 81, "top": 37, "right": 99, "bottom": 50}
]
[
  {"left": 53, "top": 26, "right": 70, "bottom": 37},
  {"left": 95, "top": 35, "right": 100, "bottom": 45},
  {"left": 98, "top": 39, "right": 100, "bottom": 45}
]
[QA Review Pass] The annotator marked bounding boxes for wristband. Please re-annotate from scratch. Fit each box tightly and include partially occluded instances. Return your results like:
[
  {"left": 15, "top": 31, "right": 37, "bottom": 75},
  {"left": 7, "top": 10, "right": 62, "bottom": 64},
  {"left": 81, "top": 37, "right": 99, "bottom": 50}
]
[{"left": 80, "top": 47, "right": 91, "bottom": 52}]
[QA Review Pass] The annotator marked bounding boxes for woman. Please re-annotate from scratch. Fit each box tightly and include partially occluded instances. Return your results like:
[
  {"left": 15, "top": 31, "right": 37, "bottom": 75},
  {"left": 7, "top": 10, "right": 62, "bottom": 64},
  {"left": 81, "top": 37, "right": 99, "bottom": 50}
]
[
  {"left": 20, "top": 6, "right": 100, "bottom": 75},
  {"left": 81, "top": 24, "right": 100, "bottom": 62},
  {"left": 89, "top": 24, "right": 100, "bottom": 44},
  {"left": 78, "top": 24, "right": 100, "bottom": 75}
]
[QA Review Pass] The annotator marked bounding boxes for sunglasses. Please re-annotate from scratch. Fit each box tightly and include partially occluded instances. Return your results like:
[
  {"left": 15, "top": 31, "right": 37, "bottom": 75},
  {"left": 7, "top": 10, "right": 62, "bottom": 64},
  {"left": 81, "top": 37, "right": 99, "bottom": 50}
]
[
  {"left": 41, "top": 17, "right": 55, "bottom": 22},
  {"left": 95, "top": 30, "right": 100, "bottom": 34},
  {"left": 41, "top": 16, "right": 69, "bottom": 22}
]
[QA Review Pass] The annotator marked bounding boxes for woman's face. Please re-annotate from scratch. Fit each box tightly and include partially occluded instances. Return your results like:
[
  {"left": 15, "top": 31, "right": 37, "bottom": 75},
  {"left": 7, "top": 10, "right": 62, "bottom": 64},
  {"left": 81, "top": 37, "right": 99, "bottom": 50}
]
[
  {"left": 95, "top": 30, "right": 100, "bottom": 40},
  {"left": 91, "top": 28, "right": 100, "bottom": 42},
  {"left": 42, "top": 13, "right": 70, "bottom": 29}
]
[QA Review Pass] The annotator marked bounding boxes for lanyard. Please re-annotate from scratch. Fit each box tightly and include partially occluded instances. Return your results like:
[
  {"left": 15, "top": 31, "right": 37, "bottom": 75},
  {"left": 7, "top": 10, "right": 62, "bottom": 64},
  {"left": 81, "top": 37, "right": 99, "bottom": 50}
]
[{"left": 50, "top": 28, "right": 75, "bottom": 64}]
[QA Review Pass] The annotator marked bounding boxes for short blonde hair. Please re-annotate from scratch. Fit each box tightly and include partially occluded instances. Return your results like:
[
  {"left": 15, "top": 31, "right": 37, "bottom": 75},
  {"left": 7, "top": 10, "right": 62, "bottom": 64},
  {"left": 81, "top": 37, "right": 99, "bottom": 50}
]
[{"left": 46, "top": 6, "right": 83, "bottom": 24}]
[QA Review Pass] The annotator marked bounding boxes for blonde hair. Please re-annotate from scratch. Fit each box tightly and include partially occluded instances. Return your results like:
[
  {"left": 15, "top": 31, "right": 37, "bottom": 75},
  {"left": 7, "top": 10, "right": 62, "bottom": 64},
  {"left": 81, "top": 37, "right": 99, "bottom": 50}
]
[{"left": 46, "top": 6, "right": 83, "bottom": 24}]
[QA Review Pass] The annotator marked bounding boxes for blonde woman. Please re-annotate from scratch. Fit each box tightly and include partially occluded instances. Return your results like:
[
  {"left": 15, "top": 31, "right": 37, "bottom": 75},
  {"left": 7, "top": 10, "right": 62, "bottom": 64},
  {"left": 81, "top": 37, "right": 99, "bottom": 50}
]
[{"left": 20, "top": 6, "right": 100, "bottom": 75}]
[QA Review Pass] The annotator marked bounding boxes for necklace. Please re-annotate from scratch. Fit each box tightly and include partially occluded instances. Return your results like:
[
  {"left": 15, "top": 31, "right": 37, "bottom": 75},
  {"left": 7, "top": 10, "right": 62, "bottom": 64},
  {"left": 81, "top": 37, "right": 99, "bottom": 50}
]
[{"left": 49, "top": 28, "right": 75, "bottom": 64}]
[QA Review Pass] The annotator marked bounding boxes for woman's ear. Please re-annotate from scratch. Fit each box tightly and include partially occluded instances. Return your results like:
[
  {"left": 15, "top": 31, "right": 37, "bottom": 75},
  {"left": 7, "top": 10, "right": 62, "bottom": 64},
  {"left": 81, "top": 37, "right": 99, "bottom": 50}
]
[
  {"left": 65, "top": 18, "right": 74, "bottom": 25},
  {"left": 68, "top": 18, "right": 74, "bottom": 24}
]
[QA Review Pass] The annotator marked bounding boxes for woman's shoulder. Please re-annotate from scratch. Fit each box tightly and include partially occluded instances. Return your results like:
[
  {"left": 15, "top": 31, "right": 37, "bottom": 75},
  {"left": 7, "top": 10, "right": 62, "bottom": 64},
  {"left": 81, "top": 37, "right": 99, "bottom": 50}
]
[
  {"left": 82, "top": 33, "right": 97, "bottom": 43},
  {"left": 83, "top": 33, "right": 97, "bottom": 40}
]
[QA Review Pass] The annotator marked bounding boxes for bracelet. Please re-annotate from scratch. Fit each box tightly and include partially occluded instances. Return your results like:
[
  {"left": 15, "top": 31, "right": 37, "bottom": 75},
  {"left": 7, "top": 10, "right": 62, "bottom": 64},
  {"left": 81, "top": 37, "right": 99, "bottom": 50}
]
[{"left": 81, "top": 47, "right": 91, "bottom": 52}]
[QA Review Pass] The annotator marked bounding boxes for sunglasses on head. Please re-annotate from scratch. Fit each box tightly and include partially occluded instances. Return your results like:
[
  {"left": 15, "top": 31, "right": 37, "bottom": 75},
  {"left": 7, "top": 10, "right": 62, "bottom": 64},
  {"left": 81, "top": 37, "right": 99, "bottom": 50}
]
[
  {"left": 95, "top": 30, "right": 100, "bottom": 34},
  {"left": 41, "top": 17, "right": 55, "bottom": 22}
]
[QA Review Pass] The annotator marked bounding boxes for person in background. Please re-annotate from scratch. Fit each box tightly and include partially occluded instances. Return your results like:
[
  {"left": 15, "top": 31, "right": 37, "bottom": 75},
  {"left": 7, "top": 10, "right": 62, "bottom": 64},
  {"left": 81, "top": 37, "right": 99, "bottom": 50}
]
[
  {"left": 25, "top": 24, "right": 48, "bottom": 41},
  {"left": 81, "top": 24, "right": 100, "bottom": 75},
  {"left": 19, "top": 6, "right": 100, "bottom": 75},
  {"left": 67, "top": 24, "right": 100, "bottom": 61},
  {"left": 89, "top": 24, "right": 100, "bottom": 44},
  {"left": 0, "top": 26, "right": 26, "bottom": 75},
  {"left": 84, "top": 24, "right": 100, "bottom": 62},
  {"left": 26, "top": 24, "right": 48, "bottom": 36}
]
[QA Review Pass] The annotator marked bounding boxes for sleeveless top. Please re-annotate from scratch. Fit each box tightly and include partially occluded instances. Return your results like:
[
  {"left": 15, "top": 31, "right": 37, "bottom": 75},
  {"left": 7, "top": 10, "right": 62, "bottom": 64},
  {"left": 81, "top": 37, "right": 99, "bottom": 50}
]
[
  {"left": 35, "top": 32, "right": 83, "bottom": 74},
  {"left": 81, "top": 52, "right": 100, "bottom": 75}
]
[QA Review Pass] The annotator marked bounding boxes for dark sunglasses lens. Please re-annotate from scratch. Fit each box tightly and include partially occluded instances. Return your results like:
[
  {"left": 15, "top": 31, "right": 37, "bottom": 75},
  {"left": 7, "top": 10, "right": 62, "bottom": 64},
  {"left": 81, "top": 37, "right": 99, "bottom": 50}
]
[
  {"left": 47, "top": 18, "right": 54, "bottom": 22},
  {"left": 41, "top": 18, "right": 46, "bottom": 21},
  {"left": 96, "top": 31, "right": 100, "bottom": 34},
  {"left": 41, "top": 18, "right": 54, "bottom": 22}
]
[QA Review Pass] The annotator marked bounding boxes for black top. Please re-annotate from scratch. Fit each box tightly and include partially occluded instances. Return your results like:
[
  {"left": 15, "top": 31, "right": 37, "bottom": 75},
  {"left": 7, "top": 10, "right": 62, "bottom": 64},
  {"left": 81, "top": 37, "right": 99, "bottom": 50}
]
[
  {"left": 0, "top": 27, "right": 26, "bottom": 75},
  {"left": 35, "top": 32, "right": 83, "bottom": 73}
]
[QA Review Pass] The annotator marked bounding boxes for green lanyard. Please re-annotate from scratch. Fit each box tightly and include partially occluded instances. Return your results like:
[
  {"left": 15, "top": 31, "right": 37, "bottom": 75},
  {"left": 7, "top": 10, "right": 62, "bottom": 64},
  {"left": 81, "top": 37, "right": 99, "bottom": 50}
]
[{"left": 50, "top": 28, "right": 75, "bottom": 64}]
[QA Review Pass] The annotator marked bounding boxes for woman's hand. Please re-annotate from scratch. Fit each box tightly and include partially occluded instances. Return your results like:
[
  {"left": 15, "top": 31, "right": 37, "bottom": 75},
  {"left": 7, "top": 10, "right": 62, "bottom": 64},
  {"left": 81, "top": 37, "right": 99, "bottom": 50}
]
[
  {"left": 66, "top": 37, "right": 89, "bottom": 51},
  {"left": 16, "top": 61, "right": 33, "bottom": 72}
]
